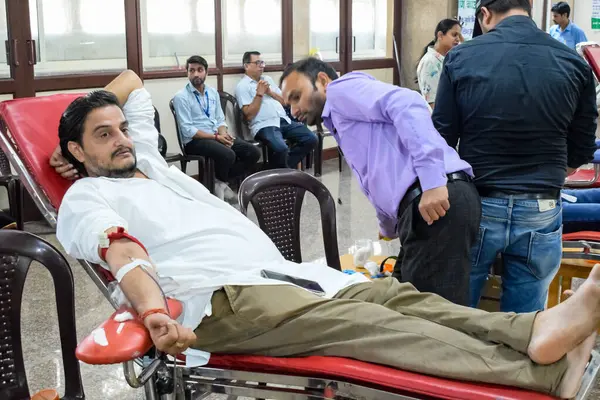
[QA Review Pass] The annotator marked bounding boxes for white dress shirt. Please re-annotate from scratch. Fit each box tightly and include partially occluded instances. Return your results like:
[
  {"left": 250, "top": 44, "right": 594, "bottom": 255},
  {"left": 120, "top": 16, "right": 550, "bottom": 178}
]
[
  {"left": 56, "top": 88, "right": 369, "bottom": 366},
  {"left": 234, "top": 75, "right": 290, "bottom": 136}
]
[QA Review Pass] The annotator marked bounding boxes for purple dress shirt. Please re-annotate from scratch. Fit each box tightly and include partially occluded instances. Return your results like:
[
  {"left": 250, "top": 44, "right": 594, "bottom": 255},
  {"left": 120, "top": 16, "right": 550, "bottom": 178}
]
[{"left": 321, "top": 72, "right": 473, "bottom": 238}]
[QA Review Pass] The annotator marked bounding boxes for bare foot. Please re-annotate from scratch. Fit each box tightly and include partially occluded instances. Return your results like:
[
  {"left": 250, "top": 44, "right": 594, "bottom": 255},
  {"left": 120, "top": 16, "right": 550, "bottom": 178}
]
[
  {"left": 528, "top": 264, "right": 600, "bottom": 365},
  {"left": 557, "top": 333, "right": 596, "bottom": 399}
]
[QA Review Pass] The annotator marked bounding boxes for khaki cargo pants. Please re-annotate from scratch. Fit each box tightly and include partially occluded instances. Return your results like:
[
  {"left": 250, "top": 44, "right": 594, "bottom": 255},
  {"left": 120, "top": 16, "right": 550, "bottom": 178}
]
[{"left": 191, "top": 277, "right": 567, "bottom": 395}]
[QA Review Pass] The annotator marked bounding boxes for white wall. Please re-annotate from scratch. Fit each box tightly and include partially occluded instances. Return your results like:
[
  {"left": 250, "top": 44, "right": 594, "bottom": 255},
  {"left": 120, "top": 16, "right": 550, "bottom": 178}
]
[
  {"left": 358, "top": 68, "right": 395, "bottom": 85},
  {"left": 532, "top": 0, "right": 545, "bottom": 28},
  {"left": 573, "top": 0, "right": 600, "bottom": 42}
]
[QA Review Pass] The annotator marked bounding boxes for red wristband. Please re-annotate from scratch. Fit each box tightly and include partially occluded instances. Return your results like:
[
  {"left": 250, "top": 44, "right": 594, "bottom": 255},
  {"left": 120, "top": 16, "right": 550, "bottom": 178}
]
[
  {"left": 214, "top": 132, "right": 219, "bottom": 140},
  {"left": 139, "top": 308, "right": 170, "bottom": 321}
]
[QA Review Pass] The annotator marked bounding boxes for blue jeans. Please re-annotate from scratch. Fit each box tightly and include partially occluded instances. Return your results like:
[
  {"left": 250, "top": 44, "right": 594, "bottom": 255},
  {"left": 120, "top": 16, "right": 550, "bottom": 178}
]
[
  {"left": 562, "top": 188, "right": 600, "bottom": 233},
  {"left": 470, "top": 196, "right": 563, "bottom": 313},
  {"left": 255, "top": 118, "right": 318, "bottom": 169}
]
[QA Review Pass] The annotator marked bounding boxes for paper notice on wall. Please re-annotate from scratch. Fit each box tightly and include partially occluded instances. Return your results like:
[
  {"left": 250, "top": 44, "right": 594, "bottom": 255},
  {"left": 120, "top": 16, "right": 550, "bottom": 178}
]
[{"left": 458, "top": 0, "right": 477, "bottom": 40}]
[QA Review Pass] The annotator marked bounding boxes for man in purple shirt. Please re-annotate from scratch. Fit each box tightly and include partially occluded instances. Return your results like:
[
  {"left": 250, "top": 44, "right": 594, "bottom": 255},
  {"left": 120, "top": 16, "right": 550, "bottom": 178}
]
[{"left": 280, "top": 58, "right": 481, "bottom": 305}]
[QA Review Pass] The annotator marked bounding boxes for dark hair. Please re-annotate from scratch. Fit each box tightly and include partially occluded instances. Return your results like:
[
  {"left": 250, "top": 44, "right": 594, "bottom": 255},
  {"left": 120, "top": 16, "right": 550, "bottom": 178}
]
[
  {"left": 242, "top": 51, "right": 261, "bottom": 65},
  {"left": 279, "top": 57, "right": 339, "bottom": 88},
  {"left": 58, "top": 90, "right": 121, "bottom": 176},
  {"left": 186, "top": 55, "right": 208, "bottom": 71},
  {"left": 476, "top": 0, "right": 532, "bottom": 19},
  {"left": 419, "top": 19, "right": 461, "bottom": 60},
  {"left": 551, "top": 1, "right": 570, "bottom": 17}
]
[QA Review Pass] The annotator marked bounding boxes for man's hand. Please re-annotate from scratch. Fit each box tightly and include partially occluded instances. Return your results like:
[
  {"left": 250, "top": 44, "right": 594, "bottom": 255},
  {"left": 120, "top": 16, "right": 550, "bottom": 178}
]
[
  {"left": 216, "top": 133, "right": 234, "bottom": 147},
  {"left": 49, "top": 146, "right": 79, "bottom": 180},
  {"left": 144, "top": 313, "right": 197, "bottom": 356},
  {"left": 418, "top": 186, "right": 450, "bottom": 225},
  {"left": 256, "top": 80, "right": 269, "bottom": 97},
  {"left": 223, "top": 131, "right": 234, "bottom": 142}
]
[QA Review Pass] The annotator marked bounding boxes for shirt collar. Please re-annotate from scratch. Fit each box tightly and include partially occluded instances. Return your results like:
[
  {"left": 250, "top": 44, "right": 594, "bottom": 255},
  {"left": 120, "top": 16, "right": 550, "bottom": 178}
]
[
  {"left": 562, "top": 21, "right": 573, "bottom": 32},
  {"left": 494, "top": 15, "right": 536, "bottom": 31},
  {"left": 185, "top": 82, "right": 196, "bottom": 94},
  {"left": 322, "top": 97, "right": 332, "bottom": 120},
  {"left": 427, "top": 46, "right": 444, "bottom": 60},
  {"left": 242, "top": 74, "right": 258, "bottom": 84},
  {"left": 186, "top": 82, "right": 210, "bottom": 95}
]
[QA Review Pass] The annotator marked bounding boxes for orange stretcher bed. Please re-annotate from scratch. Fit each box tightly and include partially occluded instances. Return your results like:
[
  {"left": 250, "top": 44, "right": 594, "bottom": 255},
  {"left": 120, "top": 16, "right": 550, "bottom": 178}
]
[{"left": 1, "top": 94, "right": 599, "bottom": 399}]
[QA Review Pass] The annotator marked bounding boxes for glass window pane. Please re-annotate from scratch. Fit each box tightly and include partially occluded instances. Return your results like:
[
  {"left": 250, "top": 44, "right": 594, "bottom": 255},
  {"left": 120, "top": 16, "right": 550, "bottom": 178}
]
[
  {"left": 80, "top": 0, "right": 125, "bottom": 34},
  {"left": 352, "top": 0, "right": 393, "bottom": 60},
  {"left": 141, "top": 0, "right": 216, "bottom": 71},
  {"left": 223, "top": 0, "right": 281, "bottom": 67},
  {"left": 293, "top": 0, "right": 339, "bottom": 62},
  {"left": 0, "top": 0, "right": 9, "bottom": 78},
  {"left": 29, "top": 0, "right": 127, "bottom": 77}
]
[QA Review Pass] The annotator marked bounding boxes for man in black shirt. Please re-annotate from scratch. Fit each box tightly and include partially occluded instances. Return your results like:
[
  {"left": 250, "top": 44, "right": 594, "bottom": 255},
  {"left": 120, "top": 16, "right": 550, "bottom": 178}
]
[{"left": 432, "top": 0, "right": 598, "bottom": 313}]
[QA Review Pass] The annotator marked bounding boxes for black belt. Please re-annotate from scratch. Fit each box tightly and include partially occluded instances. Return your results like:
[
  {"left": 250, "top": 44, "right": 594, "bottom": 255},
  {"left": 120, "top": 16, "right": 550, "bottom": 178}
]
[
  {"left": 477, "top": 187, "right": 560, "bottom": 200},
  {"left": 397, "top": 171, "right": 472, "bottom": 218}
]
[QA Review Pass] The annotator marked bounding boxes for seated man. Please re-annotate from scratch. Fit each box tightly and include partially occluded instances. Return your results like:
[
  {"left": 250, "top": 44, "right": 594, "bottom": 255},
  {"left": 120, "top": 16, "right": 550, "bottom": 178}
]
[
  {"left": 174, "top": 55, "right": 260, "bottom": 201},
  {"left": 235, "top": 51, "right": 317, "bottom": 169},
  {"left": 563, "top": 188, "right": 600, "bottom": 233},
  {"left": 55, "top": 69, "right": 599, "bottom": 399}
]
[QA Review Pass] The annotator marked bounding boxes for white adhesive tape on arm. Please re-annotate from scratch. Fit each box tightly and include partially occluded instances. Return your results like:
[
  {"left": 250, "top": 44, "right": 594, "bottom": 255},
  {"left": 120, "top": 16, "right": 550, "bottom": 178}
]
[{"left": 115, "top": 259, "right": 154, "bottom": 283}]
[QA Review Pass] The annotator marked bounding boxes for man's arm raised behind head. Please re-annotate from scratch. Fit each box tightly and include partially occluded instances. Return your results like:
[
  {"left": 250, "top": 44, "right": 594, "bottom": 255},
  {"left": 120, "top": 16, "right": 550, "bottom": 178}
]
[
  {"left": 107, "top": 69, "right": 162, "bottom": 158},
  {"left": 104, "top": 69, "right": 144, "bottom": 106}
]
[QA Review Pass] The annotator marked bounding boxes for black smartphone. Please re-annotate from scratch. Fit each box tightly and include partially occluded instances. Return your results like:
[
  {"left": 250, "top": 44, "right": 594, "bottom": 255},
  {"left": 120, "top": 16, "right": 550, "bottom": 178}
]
[{"left": 260, "top": 270, "right": 326, "bottom": 296}]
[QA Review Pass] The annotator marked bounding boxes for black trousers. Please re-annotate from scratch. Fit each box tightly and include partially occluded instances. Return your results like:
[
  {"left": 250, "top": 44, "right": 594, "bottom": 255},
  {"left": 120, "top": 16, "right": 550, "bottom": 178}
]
[
  {"left": 185, "top": 137, "right": 261, "bottom": 182},
  {"left": 393, "top": 180, "right": 481, "bottom": 306}
]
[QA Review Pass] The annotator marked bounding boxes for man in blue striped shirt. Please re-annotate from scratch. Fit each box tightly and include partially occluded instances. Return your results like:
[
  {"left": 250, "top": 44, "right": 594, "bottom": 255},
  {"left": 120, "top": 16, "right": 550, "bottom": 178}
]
[{"left": 173, "top": 56, "right": 260, "bottom": 201}]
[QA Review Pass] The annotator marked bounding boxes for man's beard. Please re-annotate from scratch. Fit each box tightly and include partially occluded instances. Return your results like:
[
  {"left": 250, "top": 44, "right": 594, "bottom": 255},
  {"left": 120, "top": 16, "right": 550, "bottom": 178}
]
[
  {"left": 191, "top": 77, "right": 205, "bottom": 87},
  {"left": 88, "top": 148, "right": 137, "bottom": 178},
  {"left": 304, "top": 92, "right": 327, "bottom": 125},
  {"left": 305, "top": 111, "right": 323, "bottom": 126}
]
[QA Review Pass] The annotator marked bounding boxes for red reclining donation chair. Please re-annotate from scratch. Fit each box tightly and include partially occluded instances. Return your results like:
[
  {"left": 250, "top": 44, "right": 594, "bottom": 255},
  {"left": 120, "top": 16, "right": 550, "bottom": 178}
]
[
  {"left": 565, "top": 44, "right": 600, "bottom": 188},
  {"left": 1, "top": 94, "right": 599, "bottom": 400}
]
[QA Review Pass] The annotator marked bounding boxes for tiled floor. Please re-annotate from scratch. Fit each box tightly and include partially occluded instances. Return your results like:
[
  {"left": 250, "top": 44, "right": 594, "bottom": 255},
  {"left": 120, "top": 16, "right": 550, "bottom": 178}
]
[{"left": 12, "top": 159, "right": 600, "bottom": 399}]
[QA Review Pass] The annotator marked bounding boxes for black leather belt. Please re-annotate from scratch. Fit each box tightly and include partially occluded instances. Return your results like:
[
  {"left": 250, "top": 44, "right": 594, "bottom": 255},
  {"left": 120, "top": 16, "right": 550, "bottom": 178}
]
[
  {"left": 477, "top": 187, "right": 560, "bottom": 200},
  {"left": 397, "top": 171, "right": 472, "bottom": 218}
]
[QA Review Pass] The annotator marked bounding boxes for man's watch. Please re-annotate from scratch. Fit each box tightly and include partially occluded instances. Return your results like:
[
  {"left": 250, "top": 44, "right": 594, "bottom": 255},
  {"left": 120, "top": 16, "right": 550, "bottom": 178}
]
[{"left": 98, "top": 227, "right": 148, "bottom": 261}]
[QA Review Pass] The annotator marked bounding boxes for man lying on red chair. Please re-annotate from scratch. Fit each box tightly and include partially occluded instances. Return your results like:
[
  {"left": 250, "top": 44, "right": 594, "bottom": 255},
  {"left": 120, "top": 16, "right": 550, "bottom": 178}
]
[{"left": 51, "top": 69, "right": 599, "bottom": 399}]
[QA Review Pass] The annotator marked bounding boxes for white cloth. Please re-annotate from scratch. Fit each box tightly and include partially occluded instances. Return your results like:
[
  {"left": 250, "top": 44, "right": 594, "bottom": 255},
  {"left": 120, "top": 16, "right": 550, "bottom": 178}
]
[{"left": 56, "top": 88, "right": 369, "bottom": 367}]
